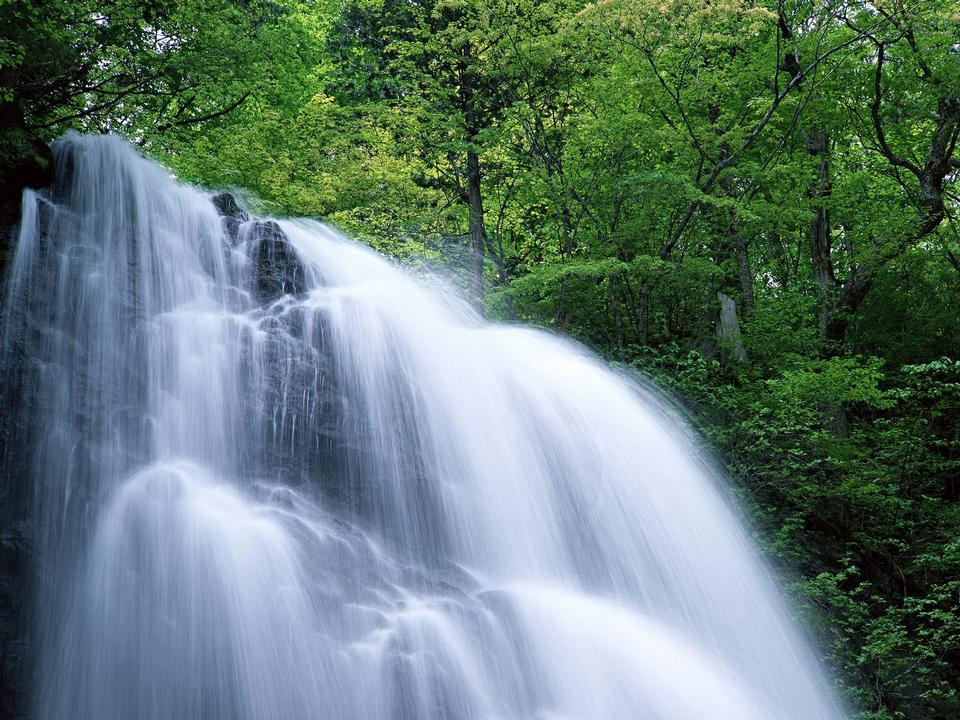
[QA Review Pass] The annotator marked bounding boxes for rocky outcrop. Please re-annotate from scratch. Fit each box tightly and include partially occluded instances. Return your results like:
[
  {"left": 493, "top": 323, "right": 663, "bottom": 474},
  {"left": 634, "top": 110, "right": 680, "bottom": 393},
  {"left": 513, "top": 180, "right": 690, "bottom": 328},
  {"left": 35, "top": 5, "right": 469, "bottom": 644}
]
[
  {"left": 252, "top": 220, "right": 306, "bottom": 303},
  {"left": 211, "top": 192, "right": 248, "bottom": 221},
  {"left": 211, "top": 192, "right": 249, "bottom": 244},
  {"left": 209, "top": 194, "right": 306, "bottom": 304}
]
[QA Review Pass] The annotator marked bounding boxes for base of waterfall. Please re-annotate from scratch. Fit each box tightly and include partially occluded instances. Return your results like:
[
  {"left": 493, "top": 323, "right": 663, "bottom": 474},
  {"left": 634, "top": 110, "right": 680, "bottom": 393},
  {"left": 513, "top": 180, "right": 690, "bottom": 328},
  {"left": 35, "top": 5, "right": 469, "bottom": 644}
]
[{"left": 46, "top": 461, "right": 777, "bottom": 720}]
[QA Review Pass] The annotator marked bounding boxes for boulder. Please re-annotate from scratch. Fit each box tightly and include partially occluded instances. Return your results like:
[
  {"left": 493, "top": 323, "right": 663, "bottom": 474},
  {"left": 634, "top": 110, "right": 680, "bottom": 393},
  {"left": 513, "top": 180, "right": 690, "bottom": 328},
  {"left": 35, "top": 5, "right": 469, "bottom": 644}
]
[
  {"left": 209, "top": 196, "right": 306, "bottom": 302},
  {"left": 210, "top": 192, "right": 249, "bottom": 243},
  {"left": 252, "top": 220, "right": 306, "bottom": 302},
  {"left": 211, "top": 192, "right": 249, "bottom": 221}
]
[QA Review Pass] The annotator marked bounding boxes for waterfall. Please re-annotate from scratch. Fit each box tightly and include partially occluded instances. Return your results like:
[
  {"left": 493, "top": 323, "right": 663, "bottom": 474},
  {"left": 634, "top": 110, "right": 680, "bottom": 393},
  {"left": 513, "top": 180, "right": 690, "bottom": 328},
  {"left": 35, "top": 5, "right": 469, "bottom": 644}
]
[{"left": 1, "top": 134, "right": 847, "bottom": 720}]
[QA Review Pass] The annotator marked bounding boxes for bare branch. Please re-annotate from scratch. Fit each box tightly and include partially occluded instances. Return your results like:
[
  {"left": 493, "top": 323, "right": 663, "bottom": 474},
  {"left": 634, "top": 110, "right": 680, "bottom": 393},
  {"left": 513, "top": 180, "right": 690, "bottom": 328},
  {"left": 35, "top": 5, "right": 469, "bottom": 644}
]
[
  {"left": 870, "top": 43, "right": 921, "bottom": 178},
  {"left": 156, "top": 92, "right": 251, "bottom": 132}
]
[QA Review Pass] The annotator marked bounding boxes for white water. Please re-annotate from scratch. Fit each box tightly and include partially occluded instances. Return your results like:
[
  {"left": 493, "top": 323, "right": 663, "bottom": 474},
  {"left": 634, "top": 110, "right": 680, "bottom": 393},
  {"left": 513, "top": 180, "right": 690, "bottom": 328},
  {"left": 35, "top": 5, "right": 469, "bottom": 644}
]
[{"left": 1, "top": 134, "right": 846, "bottom": 720}]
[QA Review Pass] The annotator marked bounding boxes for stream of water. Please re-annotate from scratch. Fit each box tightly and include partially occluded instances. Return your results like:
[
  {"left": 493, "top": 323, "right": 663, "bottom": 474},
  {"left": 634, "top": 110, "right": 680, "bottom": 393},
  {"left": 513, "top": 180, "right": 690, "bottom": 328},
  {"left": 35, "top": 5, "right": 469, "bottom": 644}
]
[{"left": 1, "top": 134, "right": 847, "bottom": 720}]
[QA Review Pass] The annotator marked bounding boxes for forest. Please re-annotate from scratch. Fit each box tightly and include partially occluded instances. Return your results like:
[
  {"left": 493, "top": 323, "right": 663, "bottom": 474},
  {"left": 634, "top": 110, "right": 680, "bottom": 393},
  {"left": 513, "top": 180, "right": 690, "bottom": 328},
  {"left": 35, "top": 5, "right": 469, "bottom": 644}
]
[{"left": 1, "top": 1, "right": 959, "bottom": 719}]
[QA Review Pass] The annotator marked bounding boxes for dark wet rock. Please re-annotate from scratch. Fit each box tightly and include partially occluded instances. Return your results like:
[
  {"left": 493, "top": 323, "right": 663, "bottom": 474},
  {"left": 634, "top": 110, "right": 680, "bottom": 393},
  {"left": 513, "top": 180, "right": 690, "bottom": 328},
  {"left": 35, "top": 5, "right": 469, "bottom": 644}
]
[
  {"left": 0, "top": 128, "right": 51, "bottom": 719},
  {"left": 0, "top": 300, "right": 42, "bottom": 720},
  {"left": 211, "top": 192, "right": 249, "bottom": 222},
  {"left": 253, "top": 220, "right": 306, "bottom": 302},
  {"left": 210, "top": 195, "right": 305, "bottom": 302},
  {"left": 211, "top": 193, "right": 249, "bottom": 244},
  {"left": 0, "top": 523, "right": 32, "bottom": 720}
]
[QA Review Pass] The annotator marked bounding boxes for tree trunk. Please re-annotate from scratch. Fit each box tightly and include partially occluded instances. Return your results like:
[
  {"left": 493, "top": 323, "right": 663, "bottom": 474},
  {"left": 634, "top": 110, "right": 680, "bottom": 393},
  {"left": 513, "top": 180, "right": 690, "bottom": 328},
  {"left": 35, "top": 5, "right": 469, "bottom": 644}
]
[
  {"left": 554, "top": 277, "right": 569, "bottom": 332},
  {"left": 465, "top": 146, "right": 486, "bottom": 311},
  {"left": 637, "top": 281, "right": 651, "bottom": 346},
  {"left": 733, "top": 228, "right": 754, "bottom": 313},
  {"left": 608, "top": 275, "right": 624, "bottom": 350},
  {"left": 459, "top": 40, "right": 486, "bottom": 313},
  {"left": 717, "top": 291, "right": 747, "bottom": 366},
  {"left": 561, "top": 202, "right": 574, "bottom": 259},
  {"left": 805, "top": 126, "right": 835, "bottom": 341},
  {"left": 823, "top": 93, "right": 960, "bottom": 346}
]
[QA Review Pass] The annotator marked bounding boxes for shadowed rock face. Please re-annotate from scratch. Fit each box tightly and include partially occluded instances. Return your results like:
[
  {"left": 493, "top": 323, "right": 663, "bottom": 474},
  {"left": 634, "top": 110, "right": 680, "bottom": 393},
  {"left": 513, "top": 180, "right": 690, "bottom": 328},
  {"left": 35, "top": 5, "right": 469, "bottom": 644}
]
[
  {"left": 211, "top": 192, "right": 248, "bottom": 222},
  {"left": 211, "top": 192, "right": 249, "bottom": 244},
  {"left": 251, "top": 220, "right": 307, "bottom": 302},
  {"left": 208, "top": 193, "right": 307, "bottom": 303},
  {"left": 0, "top": 127, "right": 52, "bottom": 720},
  {"left": 0, "top": 521, "right": 32, "bottom": 720}
]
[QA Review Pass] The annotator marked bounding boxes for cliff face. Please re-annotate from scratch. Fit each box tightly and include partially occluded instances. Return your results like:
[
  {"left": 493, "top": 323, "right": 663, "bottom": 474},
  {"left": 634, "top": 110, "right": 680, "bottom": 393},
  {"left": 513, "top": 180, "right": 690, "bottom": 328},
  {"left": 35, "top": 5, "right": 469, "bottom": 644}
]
[
  {"left": 0, "top": 516, "right": 31, "bottom": 720},
  {"left": 0, "top": 302, "right": 40, "bottom": 720},
  {"left": 0, "top": 125, "right": 53, "bottom": 720}
]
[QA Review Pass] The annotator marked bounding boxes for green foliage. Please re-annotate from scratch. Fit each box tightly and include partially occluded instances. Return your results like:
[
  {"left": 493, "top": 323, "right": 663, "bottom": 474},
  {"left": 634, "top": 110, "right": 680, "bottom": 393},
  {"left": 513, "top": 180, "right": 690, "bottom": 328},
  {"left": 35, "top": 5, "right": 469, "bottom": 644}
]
[
  {"left": 0, "top": 0, "right": 295, "bottom": 138},
  {"left": 768, "top": 356, "right": 895, "bottom": 413}
]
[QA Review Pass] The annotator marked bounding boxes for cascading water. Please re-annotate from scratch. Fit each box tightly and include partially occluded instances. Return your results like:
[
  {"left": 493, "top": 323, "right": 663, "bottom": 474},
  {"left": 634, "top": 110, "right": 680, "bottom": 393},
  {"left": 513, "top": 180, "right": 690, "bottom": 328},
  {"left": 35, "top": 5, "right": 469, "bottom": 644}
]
[{"left": 0, "top": 134, "right": 847, "bottom": 720}]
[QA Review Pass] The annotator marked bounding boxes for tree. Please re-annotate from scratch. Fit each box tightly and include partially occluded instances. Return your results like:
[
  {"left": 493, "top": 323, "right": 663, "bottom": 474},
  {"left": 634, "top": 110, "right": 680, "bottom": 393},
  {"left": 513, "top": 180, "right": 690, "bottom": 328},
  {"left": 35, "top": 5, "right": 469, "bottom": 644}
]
[
  {"left": 0, "top": 0, "right": 297, "bottom": 254},
  {"left": 823, "top": 1, "right": 960, "bottom": 345},
  {"left": 328, "top": 0, "right": 570, "bottom": 310}
]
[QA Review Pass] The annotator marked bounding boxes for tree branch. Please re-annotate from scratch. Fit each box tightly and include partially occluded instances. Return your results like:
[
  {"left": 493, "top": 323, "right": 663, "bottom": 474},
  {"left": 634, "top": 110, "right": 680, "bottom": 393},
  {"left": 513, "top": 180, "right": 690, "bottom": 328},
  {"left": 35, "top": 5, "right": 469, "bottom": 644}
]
[
  {"left": 156, "top": 91, "right": 251, "bottom": 132},
  {"left": 870, "top": 42, "right": 921, "bottom": 178}
]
